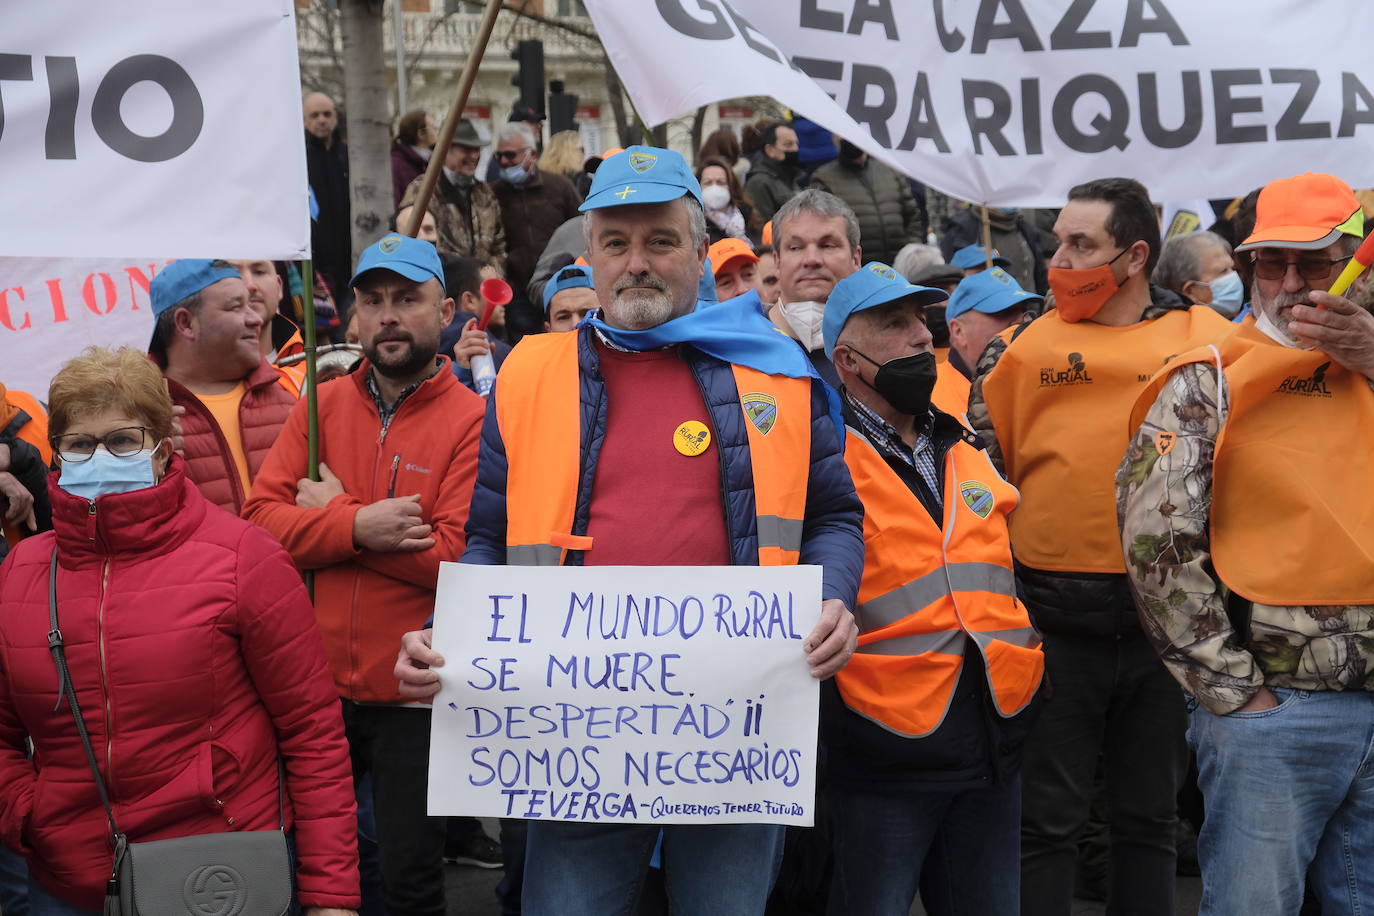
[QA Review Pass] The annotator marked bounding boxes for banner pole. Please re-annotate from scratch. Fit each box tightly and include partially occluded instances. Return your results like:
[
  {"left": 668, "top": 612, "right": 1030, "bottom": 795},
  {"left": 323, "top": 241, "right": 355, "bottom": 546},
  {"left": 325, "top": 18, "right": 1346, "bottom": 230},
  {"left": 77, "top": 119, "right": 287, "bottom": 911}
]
[
  {"left": 980, "top": 204, "right": 994, "bottom": 271},
  {"left": 403, "top": 0, "right": 504, "bottom": 237},
  {"left": 301, "top": 259, "right": 320, "bottom": 482}
]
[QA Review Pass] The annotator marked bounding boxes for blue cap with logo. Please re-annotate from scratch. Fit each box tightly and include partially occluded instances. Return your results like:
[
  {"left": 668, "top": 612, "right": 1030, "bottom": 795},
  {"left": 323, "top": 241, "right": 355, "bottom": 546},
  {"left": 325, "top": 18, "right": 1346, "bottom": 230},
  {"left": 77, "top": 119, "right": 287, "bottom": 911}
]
[
  {"left": 349, "top": 233, "right": 444, "bottom": 288},
  {"left": 150, "top": 260, "right": 240, "bottom": 319},
  {"left": 946, "top": 267, "right": 1043, "bottom": 321},
  {"left": 950, "top": 244, "right": 1012, "bottom": 271},
  {"left": 580, "top": 146, "right": 703, "bottom": 212},
  {"left": 823, "top": 262, "right": 949, "bottom": 358},
  {"left": 543, "top": 264, "right": 596, "bottom": 313}
]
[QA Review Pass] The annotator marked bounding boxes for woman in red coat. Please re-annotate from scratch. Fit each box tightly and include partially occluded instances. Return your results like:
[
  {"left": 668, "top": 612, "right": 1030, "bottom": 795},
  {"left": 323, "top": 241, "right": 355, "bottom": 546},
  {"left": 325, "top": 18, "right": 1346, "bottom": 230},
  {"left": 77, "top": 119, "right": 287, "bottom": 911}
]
[{"left": 0, "top": 347, "right": 359, "bottom": 914}]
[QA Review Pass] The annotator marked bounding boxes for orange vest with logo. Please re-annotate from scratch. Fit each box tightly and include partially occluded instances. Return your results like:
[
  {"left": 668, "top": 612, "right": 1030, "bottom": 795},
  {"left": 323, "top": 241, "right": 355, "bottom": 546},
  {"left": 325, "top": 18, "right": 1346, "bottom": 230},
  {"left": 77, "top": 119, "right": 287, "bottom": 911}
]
[
  {"left": 1, "top": 388, "right": 50, "bottom": 548},
  {"left": 932, "top": 357, "right": 971, "bottom": 420},
  {"left": 1130, "top": 320, "right": 1374, "bottom": 605},
  {"left": 839, "top": 429, "right": 1043, "bottom": 736},
  {"left": 494, "top": 332, "right": 812, "bottom": 566},
  {"left": 982, "top": 307, "right": 1228, "bottom": 573}
]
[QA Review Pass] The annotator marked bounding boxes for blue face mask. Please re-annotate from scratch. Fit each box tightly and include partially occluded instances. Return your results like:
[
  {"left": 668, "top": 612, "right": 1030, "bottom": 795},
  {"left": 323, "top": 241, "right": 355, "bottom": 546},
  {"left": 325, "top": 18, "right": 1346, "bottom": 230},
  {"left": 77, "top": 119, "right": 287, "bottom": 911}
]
[
  {"left": 1207, "top": 270, "right": 1245, "bottom": 316},
  {"left": 500, "top": 164, "right": 529, "bottom": 186},
  {"left": 58, "top": 446, "right": 160, "bottom": 502}
]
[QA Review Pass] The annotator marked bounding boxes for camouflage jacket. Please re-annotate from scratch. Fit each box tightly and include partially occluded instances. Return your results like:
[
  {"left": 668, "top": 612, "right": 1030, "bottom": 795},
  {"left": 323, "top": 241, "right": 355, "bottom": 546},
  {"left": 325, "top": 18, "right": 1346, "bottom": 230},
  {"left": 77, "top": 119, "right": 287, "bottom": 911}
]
[
  {"left": 1116, "top": 361, "right": 1374, "bottom": 715},
  {"left": 399, "top": 173, "right": 507, "bottom": 272}
]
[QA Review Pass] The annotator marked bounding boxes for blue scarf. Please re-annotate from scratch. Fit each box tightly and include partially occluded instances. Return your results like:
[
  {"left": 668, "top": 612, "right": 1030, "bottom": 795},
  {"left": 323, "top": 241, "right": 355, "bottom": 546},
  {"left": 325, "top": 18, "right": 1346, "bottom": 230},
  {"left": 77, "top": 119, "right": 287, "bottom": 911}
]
[{"left": 584, "top": 290, "right": 845, "bottom": 444}]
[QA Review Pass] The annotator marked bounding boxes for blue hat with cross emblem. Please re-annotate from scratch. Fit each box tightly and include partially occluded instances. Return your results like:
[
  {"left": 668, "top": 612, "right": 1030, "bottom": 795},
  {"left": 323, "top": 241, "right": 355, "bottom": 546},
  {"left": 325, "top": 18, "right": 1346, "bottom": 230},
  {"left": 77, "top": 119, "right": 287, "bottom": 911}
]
[{"left": 579, "top": 146, "right": 703, "bottom": 212}]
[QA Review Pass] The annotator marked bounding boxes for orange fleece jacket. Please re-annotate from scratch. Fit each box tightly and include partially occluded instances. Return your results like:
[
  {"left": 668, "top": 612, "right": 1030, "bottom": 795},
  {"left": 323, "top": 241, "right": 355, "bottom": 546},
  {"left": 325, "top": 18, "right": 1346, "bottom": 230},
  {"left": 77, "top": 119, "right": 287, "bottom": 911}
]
[{"left": 243, "top": 362, "right": 484, "bottom": 703}]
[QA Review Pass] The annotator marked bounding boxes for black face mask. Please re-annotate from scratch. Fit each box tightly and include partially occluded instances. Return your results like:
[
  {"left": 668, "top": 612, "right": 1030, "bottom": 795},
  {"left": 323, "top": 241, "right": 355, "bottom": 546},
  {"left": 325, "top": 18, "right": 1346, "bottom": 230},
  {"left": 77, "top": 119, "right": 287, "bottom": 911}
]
[
  {"left": 849, "top": 349, "right": 937, "bottom": 417},
  {"left": 781, "top": 150, "right": 800, "bottom": 170},
  {"left": 839, "top": 139, "right": 865, "bottom": 163}
]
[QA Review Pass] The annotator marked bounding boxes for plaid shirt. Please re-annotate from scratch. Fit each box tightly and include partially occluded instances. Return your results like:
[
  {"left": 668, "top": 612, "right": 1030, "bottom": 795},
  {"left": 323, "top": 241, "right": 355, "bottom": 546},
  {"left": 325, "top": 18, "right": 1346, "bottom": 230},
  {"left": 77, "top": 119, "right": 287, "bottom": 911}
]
[
  {"left": 365, "top": 362, "right": 437, "bottom": 440},
  {"left": 845, "top": 392, "right": 942, "bottom": 506}
]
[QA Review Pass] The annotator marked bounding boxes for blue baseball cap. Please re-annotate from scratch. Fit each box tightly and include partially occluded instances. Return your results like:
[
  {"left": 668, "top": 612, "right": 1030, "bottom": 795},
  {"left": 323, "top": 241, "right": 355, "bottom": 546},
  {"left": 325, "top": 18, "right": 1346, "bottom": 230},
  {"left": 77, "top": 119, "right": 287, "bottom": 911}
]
[
  {"left": 946, "top": 267, "right": 1043, "bottom": 321},
  {"left": 349, "top": 233, "right": 444, "bottom": 288},
  {"left": 823, "top": 262, "right": 949, "bottom": 358},
  {"left": 543, "top": 264, "right": 595, "bottom": 313},
  {"left": 150, "top": 260, "right": 241, "bottom": 319},
  {"left": 950, "top": 244, "right": 1011, "bottom": 270},
  {"left": 580, "top": 146, "right": 703, "bottom": 212}
]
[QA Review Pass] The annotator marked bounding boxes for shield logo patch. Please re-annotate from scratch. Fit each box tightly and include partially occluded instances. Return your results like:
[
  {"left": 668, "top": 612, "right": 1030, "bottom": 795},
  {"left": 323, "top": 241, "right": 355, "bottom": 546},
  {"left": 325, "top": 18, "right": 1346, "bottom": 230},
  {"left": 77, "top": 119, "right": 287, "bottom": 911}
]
[
  {"left": 1154, "top": 431, "right": 1176, "bottom": 456},
  {"left": 741, "top": 392, "right": 778, "bottom": 435},
  {"left": 628, "top": 151, "right": 657, "bottom": 173},
  {"left": 960, "top": 481, "right": 994, "bottom": 519}
]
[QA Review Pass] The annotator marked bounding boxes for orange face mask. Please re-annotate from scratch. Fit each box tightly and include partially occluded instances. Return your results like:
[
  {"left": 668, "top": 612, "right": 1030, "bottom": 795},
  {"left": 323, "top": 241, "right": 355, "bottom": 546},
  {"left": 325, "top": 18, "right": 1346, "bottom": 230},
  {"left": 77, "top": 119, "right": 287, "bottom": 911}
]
[{"left": 1049, "top": 246, "right": 1130, "bottom": 323}]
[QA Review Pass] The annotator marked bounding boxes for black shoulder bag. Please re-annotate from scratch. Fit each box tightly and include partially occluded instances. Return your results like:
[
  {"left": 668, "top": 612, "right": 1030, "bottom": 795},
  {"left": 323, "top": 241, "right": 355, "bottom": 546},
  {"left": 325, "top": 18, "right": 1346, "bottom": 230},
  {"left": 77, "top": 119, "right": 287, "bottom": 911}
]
[{"left": 47, "top": 549, "right": 294, "bottom": 916}]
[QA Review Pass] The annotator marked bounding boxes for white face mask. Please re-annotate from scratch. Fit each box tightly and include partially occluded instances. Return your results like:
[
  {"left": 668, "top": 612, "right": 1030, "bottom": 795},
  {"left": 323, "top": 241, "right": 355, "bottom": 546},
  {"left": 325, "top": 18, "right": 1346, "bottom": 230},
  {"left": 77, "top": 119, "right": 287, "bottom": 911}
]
[
  {"left": 781, "top": 300, "right": 826, "bottom": 351},
  {"left": 1253, "top": 308, "right": 1313, "bottom": 350},
  {"left": 701, "top": 185, "right": 731, "bottom": 210}
]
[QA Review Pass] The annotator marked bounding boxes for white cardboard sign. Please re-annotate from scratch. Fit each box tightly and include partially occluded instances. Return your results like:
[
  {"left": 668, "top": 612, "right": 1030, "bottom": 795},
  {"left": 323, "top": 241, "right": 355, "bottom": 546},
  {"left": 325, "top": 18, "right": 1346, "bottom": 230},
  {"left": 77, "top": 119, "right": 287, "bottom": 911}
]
[{"left": 427, "top": 563, "right": 822, "bottom": 826}]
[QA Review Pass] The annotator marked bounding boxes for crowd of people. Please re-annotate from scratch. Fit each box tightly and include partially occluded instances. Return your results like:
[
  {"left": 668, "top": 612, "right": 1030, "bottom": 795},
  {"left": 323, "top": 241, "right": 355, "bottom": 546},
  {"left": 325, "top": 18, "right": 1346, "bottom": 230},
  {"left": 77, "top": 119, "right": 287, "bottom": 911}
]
[{"left": 0, "top": 89, "right": 1371, "bottom": 916}]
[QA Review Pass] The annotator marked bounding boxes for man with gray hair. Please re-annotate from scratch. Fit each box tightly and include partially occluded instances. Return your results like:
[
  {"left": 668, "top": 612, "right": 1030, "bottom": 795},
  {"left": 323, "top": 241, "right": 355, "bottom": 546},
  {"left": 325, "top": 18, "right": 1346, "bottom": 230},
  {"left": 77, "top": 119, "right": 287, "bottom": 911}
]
[
  {"left": 395, "top": 146, "right": 864, "bottom": 915},
  {"left": 492, "top": 121, "right": 583, "bottom": 339},
  {"left": 1153, "top": 230, "right": 1245, "bottom": 317},
  {"left": 769, "top": 189, "right": 863, "bottom": 386}
]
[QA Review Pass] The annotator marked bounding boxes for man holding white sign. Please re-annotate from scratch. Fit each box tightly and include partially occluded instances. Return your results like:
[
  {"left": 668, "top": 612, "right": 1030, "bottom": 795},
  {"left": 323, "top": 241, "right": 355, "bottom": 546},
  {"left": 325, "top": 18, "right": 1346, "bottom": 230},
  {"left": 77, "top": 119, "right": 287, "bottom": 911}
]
[{"left": 396, "top": 146, "right": 864, "bottom": 915}]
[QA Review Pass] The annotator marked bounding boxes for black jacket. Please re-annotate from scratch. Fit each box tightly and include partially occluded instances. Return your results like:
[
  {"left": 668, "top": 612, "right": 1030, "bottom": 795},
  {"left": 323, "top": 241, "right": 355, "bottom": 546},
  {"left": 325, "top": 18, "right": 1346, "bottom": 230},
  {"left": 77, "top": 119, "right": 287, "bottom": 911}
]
[
  {"left": 305, "top": 130, "right": 352, "bottom": 296},
  {"left": 822, "top": 401, "right": 1041, "bottom": 790}
]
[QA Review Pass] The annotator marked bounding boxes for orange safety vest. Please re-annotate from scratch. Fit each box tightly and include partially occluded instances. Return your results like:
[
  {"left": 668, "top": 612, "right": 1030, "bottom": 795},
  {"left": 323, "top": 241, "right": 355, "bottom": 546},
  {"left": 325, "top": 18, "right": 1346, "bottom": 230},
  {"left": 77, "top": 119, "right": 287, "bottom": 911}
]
[
  {"left": 494, "top": 332, "right": 813, "bottom": 566},
  {"left": 1, "top": 387, "right": 51, "bottom": 548},
  {"left": 932, "top": 357, "right": 971, "bottom": 420},
  {"left": 840, "top": 428, "right": 1043, "bottom": 736},
  {"left": 1130, "top": 319, "right": 1374, "bottom": 605},
  {"left": 982, "top": 307, "right": 1229, "bottom": 573}
]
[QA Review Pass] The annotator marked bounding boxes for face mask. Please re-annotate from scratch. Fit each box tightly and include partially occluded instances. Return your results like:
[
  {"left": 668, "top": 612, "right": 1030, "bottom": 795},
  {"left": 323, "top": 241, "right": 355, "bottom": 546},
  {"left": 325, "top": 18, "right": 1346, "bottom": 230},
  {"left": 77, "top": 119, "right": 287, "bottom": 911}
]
[
  {"left": 781, "top": 300, "right": 826, "bottom": 351},
  {"left": 1207, "top": 270, "right": 1244, "bottom": 316},
  {"left": 701, "top": 185, "right": 731, "bottom": 210},
  {"left": 781, "top": 150, "right": 800, "bottom": 170},
  {"left": 1049, "top": 246, "right": 1130, "bottom": 323},
  {"left": 58, "top": 445, "right": 162, "bottom": 502},
  {"left": 838, "top": 140, "right": 865, "bottom": 163},
  {"left": 850, "top": 349, "right": 938, "bottom": 417},
  {"left": 500, "top": 164, "right": 529, "bottom": 186}
]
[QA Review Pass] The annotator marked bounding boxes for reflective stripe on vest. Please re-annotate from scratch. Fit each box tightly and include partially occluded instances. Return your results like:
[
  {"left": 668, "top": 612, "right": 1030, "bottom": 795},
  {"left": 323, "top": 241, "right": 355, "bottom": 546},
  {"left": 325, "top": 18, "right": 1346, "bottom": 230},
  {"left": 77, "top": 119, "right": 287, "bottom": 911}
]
[
  {"left": 495, "top": 332, "right": 811, "bottom": 567},
  {"left": 838, "top": 428, "right": 1043, "bottom": 736},
  {"left": 982, "top": 307, "right": 1230, "bottom": 573},
  {"left": 1129, "top": 319, "right": 1374, "bottom": 605}
]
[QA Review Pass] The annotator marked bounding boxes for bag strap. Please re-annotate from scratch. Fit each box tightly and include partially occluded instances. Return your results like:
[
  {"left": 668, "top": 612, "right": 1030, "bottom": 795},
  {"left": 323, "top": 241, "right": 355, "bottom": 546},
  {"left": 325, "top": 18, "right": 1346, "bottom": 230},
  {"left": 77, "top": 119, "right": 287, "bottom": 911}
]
[
  {"left": 47, "top": 550, "right": 289, "bottom": 835},
  {"left": 46, "top": 547, "right": 122, "bottom": 842}
]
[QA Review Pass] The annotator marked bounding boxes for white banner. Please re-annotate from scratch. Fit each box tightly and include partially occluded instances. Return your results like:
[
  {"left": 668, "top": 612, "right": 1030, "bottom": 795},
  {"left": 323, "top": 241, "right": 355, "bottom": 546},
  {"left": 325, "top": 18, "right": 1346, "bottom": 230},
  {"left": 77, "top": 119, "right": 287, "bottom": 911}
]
[
  {"left": 428, "top": 564, "right": 822, "bottom": 826},
  {"left": 0, "top": 1, "right": 309, "bottom": 259},
  {"left": 586, "top": 0, "right": 1374, "bottom": 206},
  {"left": 0, "top": 257, "right": 165, "bottom": 398}
]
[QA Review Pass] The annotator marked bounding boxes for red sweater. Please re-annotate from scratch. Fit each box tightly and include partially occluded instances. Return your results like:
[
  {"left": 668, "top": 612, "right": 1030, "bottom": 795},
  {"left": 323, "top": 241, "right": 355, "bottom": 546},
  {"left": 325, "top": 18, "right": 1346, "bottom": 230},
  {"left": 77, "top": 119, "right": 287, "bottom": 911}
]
[
  {"left": 584, "top": 344, "right": 730, "bottom": 566},
  {"left": 243, "top": 362, "right": 485, "bottom": 703},
  {"left": 0, "top": 459, "right": 359, "bottom": 910}
]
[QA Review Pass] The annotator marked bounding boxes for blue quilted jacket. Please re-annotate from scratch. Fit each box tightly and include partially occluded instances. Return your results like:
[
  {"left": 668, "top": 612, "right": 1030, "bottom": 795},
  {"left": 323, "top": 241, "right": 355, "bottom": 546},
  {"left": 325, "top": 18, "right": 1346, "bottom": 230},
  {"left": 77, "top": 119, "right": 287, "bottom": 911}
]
[{"left": 462, "top": 325, "right": 864, "bottom": 607}]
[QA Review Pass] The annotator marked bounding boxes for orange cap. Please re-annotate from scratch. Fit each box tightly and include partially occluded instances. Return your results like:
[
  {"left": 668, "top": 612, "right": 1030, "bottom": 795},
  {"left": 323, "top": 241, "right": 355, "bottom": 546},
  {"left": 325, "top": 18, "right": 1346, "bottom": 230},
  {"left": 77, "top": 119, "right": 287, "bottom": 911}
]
[
  {"left": 600, "top": 147, "right": 625, "bottom": 160},
  {"left": 708, "top": 238, "right": 759, "bottom": 275},
  {"left": 761, "top": 220, "right": 773, "bottom": 247},
  {"left": 1237, "top": 172, "right": 1364, "bottom": 252}
]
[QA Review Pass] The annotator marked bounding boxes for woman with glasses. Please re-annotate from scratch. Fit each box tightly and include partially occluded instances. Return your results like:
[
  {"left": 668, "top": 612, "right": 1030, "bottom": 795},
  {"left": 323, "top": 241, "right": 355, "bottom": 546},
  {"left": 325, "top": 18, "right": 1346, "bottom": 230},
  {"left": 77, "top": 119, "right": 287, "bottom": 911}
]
[{"left": 0, "top": 347, "right": 359, "bottom": 915}]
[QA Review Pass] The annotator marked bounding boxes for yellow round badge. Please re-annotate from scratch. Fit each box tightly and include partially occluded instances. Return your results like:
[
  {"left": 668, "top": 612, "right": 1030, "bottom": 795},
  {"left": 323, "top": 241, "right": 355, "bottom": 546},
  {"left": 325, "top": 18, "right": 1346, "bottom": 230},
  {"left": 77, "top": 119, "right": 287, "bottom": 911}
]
[{"left": 673, "top": 420, "right": 712, "bottom": 456}]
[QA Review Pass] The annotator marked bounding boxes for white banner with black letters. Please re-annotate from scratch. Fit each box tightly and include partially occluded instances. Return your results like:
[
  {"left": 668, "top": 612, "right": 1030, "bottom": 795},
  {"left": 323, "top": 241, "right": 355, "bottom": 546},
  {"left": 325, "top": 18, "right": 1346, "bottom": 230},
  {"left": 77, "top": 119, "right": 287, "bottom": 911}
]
[
  {"left": 0, "top": 1, "right": 309, "bottom": 259},
  {"left": 586, "top": 0, "right": 1374, "bottom": 206}
]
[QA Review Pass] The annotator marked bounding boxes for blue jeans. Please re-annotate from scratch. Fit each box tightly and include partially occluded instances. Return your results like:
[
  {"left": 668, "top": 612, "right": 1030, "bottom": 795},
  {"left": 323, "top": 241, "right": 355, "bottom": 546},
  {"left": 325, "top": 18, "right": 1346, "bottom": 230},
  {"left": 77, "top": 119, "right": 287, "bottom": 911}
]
[
  {"left": 827, "top": 774, "right": 1021, "bottom": 916},
  {"left": 25, "top": 879, "right": 96, "bottom": 916},
  {"left": 522, "top": 821, "right": 785, "bottom": 916},
  {"left": 1189, "top": 687, "right": 1374, "bottom": 915}
]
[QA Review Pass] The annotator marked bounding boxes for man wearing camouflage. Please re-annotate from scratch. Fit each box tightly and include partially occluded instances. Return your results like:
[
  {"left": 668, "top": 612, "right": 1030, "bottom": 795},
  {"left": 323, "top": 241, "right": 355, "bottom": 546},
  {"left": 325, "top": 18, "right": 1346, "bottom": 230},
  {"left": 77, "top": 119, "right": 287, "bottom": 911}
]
[{"left": 1118, "top": 172, "right": 1374, "bottom": 915}]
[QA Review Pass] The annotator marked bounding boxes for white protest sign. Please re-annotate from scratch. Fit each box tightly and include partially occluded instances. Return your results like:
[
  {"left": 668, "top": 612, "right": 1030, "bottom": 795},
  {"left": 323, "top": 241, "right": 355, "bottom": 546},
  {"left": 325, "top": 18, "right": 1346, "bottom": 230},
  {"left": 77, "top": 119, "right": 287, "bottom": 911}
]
[
  {"left": 0, "top": 257, "right": 166, "bottom": 396},
  {"left": 428, "top": 564, "right": 822, "bottom": 826},
  {"left": 586, "top": 0, "right": 1374, "bottom": 206},
  {"left": 0, "top": 1, "right": 309, "bottom": 259}
]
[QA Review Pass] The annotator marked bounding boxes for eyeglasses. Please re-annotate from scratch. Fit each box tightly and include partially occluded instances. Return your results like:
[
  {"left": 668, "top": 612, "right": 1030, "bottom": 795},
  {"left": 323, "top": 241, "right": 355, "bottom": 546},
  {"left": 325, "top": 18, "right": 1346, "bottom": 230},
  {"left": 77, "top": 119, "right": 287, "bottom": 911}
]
[
  {"left": 494, "top": 148, "right": 531, "bottom": 163},
  {"left": 1252, "top": 254, "right": 1352, "bottom": 282},
  {"left": 51, "top": 427, "right": 152, "bottom": 462}
]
